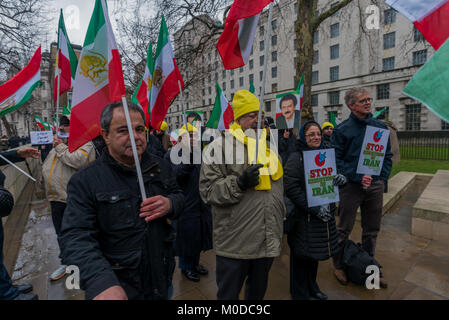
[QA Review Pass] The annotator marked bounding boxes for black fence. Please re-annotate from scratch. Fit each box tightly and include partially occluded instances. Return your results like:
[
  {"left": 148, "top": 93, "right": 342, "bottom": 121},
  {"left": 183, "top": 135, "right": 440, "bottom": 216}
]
[{"left": 398, "top": 131, "right": 449, "bottom": 160}]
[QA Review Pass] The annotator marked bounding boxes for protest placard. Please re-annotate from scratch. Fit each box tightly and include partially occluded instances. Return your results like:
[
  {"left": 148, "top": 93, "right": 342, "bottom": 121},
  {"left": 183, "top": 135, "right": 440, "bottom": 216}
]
[
  {"left": 356, "top": 126, "right": 390, "bottom": 176},
  {"left": 30, "top": 131, "right": 54, "bottom": 145}
]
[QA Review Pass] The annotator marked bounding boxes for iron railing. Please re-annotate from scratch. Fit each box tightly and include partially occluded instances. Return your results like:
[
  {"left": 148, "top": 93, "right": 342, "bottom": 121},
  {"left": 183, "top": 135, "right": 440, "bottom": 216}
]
[{"left": 398, "top": 131, "right": 449, "bottom": 160}]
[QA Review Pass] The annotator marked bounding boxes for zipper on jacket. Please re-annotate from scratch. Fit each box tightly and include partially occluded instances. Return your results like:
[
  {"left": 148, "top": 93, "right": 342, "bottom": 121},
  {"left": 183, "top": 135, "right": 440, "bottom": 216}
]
[{"left": 326, "top": 222, "right": 331, "bottom": 257}]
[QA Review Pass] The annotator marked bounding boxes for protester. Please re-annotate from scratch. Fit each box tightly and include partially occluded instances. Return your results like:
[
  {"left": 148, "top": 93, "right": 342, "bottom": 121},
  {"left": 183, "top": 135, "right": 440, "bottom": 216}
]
[
  {"left": 8, "top": 135, "right": 20, "bottom": 149},
  {"left": 284, "top": 121, "right": 338, "bottom": 300},
  {"left": 331, "top": 87, "right": 392, "bottom": 288},
  {"left": 153, "top": 121, "right": 172, "bottom": 152},
  {"left": 60, "top": 101, "right": 184, "bottom": 300},
  {"left": 278, "top": 129, "right": 296, "bottom": 165},
  {"left": 321, "top": 122, "right": 334, "bottom": 145},
  {"left": 169, "top": 123, "right": 212, "bottom": 282},
  {"left": 199, "top": 90, "right": 285, "bottom": 300},
  {"left": 0, "top": 136, "right": 9, "bottom": 152},
  {"left": 147, "top": 123, "right": 166, "bottom": 158},
  {"left": 42, "top": 115, "right": 95, "bottom": 281},
  {"left": 0, "top": 147, "right": 40, "bottom": 300}
]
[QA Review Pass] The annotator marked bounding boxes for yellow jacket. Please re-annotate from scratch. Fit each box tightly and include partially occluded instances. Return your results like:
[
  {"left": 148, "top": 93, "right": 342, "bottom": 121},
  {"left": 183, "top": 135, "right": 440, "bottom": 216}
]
[{"left": 42, "top": 141, "right": 95, "bottom": 203}]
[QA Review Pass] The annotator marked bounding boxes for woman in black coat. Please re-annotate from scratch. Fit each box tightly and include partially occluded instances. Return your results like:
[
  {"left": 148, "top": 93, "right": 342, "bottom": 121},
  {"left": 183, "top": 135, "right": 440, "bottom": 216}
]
[
  {"left": 166, "top": 130, "right": 212, "bottom": 282},
  {"left": 284, "top": 120, "right": 339, "bottom": 300}
]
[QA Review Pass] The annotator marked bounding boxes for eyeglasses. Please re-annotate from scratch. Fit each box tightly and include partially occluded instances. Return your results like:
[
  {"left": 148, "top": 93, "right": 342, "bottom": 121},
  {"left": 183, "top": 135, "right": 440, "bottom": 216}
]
[
  {"left": 305, "top": 133, "right": 322, "bottom": 138},
  {"left": 358, "top": 97, "right": 373, "bottom": 104}
]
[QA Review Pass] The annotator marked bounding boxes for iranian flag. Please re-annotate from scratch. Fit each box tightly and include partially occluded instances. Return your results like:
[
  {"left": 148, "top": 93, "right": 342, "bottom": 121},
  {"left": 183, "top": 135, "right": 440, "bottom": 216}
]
[
  {"left": 0, "top": 46, "right": 41, "bottom": 117},
  {"left": 149, "top": 15, "right": 184, "bottom": 131},
  {"left": 69, "top": 0, "right": 126, "bottom": 152},
  {"left": 132, "top": 42, "right": 154, "bottom": 126},
  {"left": 386, "top": 0, "right": 449, "bottom": 50},
  {"left": 34, "top": 115, "right": 49, "bottom": 131},
  {"left": 54, "top": 9, "right": 78, "bottom": 102},
  {"left": 207, "top": 82, "right": 234, "bottom": 130},
  {"left": 217, "top": 0, "right": 272, "bottom": 70},
  {"left": 297, "top": 73, "right": 304, "bottom": 110}
]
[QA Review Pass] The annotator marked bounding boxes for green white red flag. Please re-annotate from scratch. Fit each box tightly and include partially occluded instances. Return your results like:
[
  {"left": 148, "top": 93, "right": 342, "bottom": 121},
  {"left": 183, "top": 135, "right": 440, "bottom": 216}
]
[
  {"left": 69, "top": 0, "right": 126, "bottom": 152},
  {"left": 132, "top": 42, "right": 154, "bottom": 126},
  {"left": 54, "top": 9, "right": 78, "bottom": 102},
  {"left": 0, "top": 46, "right": 41, "bottom": 117},
  {"left": 207, "top": 82, "right": 234, "bottom": 130},
  {"left": 34, "top": 115, "right": 50, "bottom": 131},
  {"left": 149, "top": 15, "right": 184, "bottom": 130}
]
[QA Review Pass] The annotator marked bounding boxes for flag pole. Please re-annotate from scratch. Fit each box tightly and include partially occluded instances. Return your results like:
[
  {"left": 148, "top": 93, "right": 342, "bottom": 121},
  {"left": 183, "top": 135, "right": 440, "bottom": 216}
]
[
  {"left": 121, "top": 96, "right": 147, "bottom": 201},
  {"left": 55, "top": 68, "right": 61, "bottom": 131},
  {"left": 0, "top": 154, "right": 36, "bottom": 182},
  {"left": 178, "top": 80, "right": 191, "bottom": 153},
  {"left": 254, "top": 1, "right": 273, "bottom": 164}
]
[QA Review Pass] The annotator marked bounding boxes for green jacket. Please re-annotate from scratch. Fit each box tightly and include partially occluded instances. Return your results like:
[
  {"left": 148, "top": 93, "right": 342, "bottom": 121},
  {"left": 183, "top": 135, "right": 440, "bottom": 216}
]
[{"left": 199, "top": 131, "right": 285, "bottom": 259}]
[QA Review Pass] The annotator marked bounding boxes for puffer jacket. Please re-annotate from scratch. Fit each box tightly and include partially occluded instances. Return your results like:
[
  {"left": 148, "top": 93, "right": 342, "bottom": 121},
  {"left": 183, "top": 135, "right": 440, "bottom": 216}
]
[
  {"left": 284, "top": 123, "right": 338, "bottom": 261},
  {"left": 42, "top": 141, "right": 95, "bottom": 202},
  {"left": 199, "top": 130, "right": 285, "bottom": 260}
]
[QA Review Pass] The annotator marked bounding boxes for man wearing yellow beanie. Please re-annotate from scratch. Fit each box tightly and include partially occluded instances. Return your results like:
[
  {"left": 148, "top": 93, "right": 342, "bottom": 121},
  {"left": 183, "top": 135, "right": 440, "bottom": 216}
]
[
  {"left": 321, "top": 122, "right": 334, "bottom": 146},
  {"left": 153, "top": 120, "right": 172, "bottom": 152},
  {"left": 199, "top": 90, "right": 285, "bottom": 300}
]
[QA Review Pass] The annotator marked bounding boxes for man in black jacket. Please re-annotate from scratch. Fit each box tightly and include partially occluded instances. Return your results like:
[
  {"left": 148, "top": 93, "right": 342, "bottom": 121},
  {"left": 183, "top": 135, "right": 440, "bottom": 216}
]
[
  {"left": 60, "top": 101, "right": 184, "bottom": 300},
  {"left": 331, "top": 87, "right": 392, "bottom": 288}
]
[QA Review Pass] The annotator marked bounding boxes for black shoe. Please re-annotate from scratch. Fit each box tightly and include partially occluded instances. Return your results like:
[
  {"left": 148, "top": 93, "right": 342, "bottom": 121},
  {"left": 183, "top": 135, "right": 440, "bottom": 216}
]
[
  {"left": 194, "top": 265, "right": 208, "bottom": 276},
  {"left": 14, "top": 284, "right": 33, "bottom": 294},
  {"left": 311, "top": 291, "right": 328, "bottom": 300},
  {"left": 182, "top": 269, "right": 200, "bottom": 282},
  {"left": 13, "top": 293, "right": 38, "bottom": 300}
]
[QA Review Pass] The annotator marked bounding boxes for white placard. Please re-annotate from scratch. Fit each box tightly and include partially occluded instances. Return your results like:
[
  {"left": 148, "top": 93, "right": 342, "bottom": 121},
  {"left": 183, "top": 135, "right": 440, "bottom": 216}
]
[
  {"left": 356, "top": 125, "right": 390, "bottom": 176},
  {"left": 303, "top": 148, "right": 339, "bottom": 207},
  {"left": 30, "top": 131, "right": 54, "bottom": 145}
]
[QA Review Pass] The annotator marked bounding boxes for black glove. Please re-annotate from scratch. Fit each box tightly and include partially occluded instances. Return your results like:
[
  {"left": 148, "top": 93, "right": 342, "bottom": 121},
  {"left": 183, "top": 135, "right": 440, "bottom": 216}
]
[
  {"left": 237, "top": 164, "right": 263, "bottom": 190},
  {"left": 333, "top": 174, "right": 347, "bottom": 186},
  {"left": 316, "top": 204, "right": 332, "bottom": 222},
  {"left": 0, "top": 186, "right": 14, "bottom": 218}
]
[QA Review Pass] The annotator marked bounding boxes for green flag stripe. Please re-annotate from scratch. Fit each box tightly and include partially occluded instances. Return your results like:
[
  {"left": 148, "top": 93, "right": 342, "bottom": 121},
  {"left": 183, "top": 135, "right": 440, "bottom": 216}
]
[
  {"left": 0, "top": 81, "right": 42, "bottom": 117},
  {"left": 83, "top": 0, "right": 106, "bottom": 47},
  {"left": 154, "top": 15, "right": 169, "bottom": 59}
]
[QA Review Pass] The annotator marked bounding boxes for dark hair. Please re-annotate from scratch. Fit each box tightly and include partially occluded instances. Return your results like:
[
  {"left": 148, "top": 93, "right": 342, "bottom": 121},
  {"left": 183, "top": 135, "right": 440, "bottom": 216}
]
[
  {"left": 59, "top": 115, "right": 70, "bottom": 126},
  {"left": 100, "top": 101, "right": 146, "bottom": 132},
  {"left": 280, "top": 94, "right": 297, "bottom": 107},
  {"left": 304, "top": 122, "right": 321, "bottom": 135}
]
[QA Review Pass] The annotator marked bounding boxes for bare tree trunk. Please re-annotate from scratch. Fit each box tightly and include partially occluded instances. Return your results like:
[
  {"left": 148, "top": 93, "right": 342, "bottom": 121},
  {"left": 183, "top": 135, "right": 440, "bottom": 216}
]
[{"left": 1, "top": 117, "right": 13, "bottom": 136}]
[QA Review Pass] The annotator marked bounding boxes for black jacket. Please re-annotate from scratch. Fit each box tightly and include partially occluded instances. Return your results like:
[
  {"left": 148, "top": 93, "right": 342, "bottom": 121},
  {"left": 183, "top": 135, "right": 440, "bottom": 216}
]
[
  {"left": 60, "top": 149, "right": 184, "bottom": 300},
  {"left": 331, "top": 112, "right": 393, "bottom": 184},
  {"left": 284, "top": 139, "right": 338, "bottom": 261},
  {"left": 170, "top": 155, "right": 212, "bottom": 257},
  {"left": 278, "top": 130, "right": 296, "bottom": 166},
  {"left": 0, "top": 150, "right": 23, "bottom": 187}
]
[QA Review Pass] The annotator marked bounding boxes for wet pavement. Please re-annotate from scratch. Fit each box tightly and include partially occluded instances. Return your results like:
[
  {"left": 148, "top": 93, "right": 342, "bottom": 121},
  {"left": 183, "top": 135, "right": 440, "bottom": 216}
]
[{"left": 4, "top": 174, "right": 449, "bottom": 300}]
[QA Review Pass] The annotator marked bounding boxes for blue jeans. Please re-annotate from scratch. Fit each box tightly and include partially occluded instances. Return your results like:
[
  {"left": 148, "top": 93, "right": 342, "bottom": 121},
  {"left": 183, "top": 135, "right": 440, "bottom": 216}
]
[
  {"left": 178, "top": 254, "right": 200, "bottom": 271},
  {"left": 0, "top": 222, "right": 19, "bottom": 300}
]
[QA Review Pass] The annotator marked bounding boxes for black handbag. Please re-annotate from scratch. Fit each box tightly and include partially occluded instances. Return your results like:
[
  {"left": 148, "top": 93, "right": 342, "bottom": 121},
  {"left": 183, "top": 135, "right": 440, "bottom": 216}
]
[
  {"left": 0, "top": 186, "right": 14, "bottom": 218},
  {"left": 342, "top": 240, "right": 382, "bottom": 285}
]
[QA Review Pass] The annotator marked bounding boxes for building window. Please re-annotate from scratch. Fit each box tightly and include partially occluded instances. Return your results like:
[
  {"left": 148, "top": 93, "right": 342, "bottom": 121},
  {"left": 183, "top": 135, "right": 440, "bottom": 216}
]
[
  {"left": 382, "top": 57, "right": 395, "bottom": 71},
  {"left": 215, "top": 72, "right": 218, "bottom": 81},
  {"left": 311, "top": 94, "right": 318, "bottom": 107},
  {"left": 239, "top": 76, "right": 244, "bottom": 87},
  {"left": 330, "top": 44, "right": 339, "bottom": 59},
  {"left": 313, "top": 31, "right": 319, "bottom": 44},
  {"left": 329, "top": 91, "right": 340, "bottom": 105},
  {"left": 330, "top": 66, "right": 339, "bottom": 81},
  {"left": 209, "top": 98, "right": 212, "bottom": 105},
  {"left": 231, "top": 79, "right": 234, "bottom": 89},
  {"left": 312, "top": 71, "right": 319, "bottom": 85},
  {"left": 251, "top": 46, "right": 253, "bottom": 55},
  {"left": 405, "top": 104, "right": 421, "bottom": 131},
  {"left": 208, "top": 53, "right": 211, "bottom": 61},
  {"left": 330, "top": 23, "right": 339, "bottom": 38},
  {"left": 222, "top": 70, "right": 226, "bottom": 79},
  {"left": 375, "top": 106, "right": 389, "bottom": 120},
  {"left": 272, "top": 51, "right": 277, "bottom": 62},
  {"left": 313, "top": 50, "right": 319, "bottom": 65},
  {"left": 260, "top": 55, "right": 264, "bottom": 66},
  {"left": 202, "top": 89, "right": 205, "bottom": 96},
  {"left": 271, "top": 19, "right": 277, "bottom": 31},
  {"left": 330, "top": 2, "right": 339, "bottom": 16},
  {"left": 223, "top": 82, "right": 226, "bottom": 91},
  {"left": 265, "top": 101, "right": 271, "bottom": 112},
  {"left": 377, "top": 83, "right": 390, "bottom": 100},
  {"left": 272, "top": 35, "right": 277, "bottom": 46},
  {"left": 414, "top": 26, "right": 424, "bottom": 42},
  {"left": 441, "top": 120, "right": 449, "bottom": 130},
  {"left": 260, "top": 71, "right": 263, "bottom": 81},
  {"left": 383, "top": 32, "right": 396, "bottom": 49},
  {"left": 384, "top": 9, "right": 396, "bottom": 25},
  {"left": 259, "top": 26, "right": 264, "bottom": 37},
  {"left": 208, "top": 87, "right": 211, "bottom": 95},
  {"left": 249, "top": 59, "right": 254, "bottom": 69},
  {"left": 249, "top": 74, "right": 254, "bottom": 84},
  {"left": 271, "top": 67, "right": 277, "bottom": 78},
  {"left": 208, "top": 74, "right": 211, "bottom": 82},
  {"left": 231, "top": 69, "right": 234, "bottom": 76},
  {"left": 413, "top": 49, "right": 427, "bottom": 65},
  {"left": 260, "top": 40, "right": 264, "bottom": 51},
  {"left": 294, "top": 2, "right": 298, "bottom": 13},
  {"left": 239, "top": 67, "right": 243, "bottom": 73},
  {"left": 272, "top": 83, "right": 278, "bottom": 92}
]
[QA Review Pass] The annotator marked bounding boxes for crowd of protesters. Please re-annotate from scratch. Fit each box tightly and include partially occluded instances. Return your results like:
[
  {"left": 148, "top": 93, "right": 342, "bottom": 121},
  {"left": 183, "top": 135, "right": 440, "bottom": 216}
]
[{"left": 0, "top": 86, "right": 394, "bottom": 301}]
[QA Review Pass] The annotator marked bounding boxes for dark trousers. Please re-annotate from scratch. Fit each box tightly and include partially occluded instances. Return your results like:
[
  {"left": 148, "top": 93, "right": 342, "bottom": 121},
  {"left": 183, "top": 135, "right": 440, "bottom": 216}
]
[
  {"left": 50, "top": 201, "right": 66, "bottom": 260},
  {"left": 0, "top": 221, "right": 19, "bottom": 300},
  {"left": 216, "top": 255, "right": 274, "bottom": 300},
  {"left": 178, "top": 254, "right": 200, "bottom": 271},
  {"left": 333, "top": 181, "right": 384, "bottom": 269},
  {"left": 289, "top": 253, "right": 320, "bottom": 300}
]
